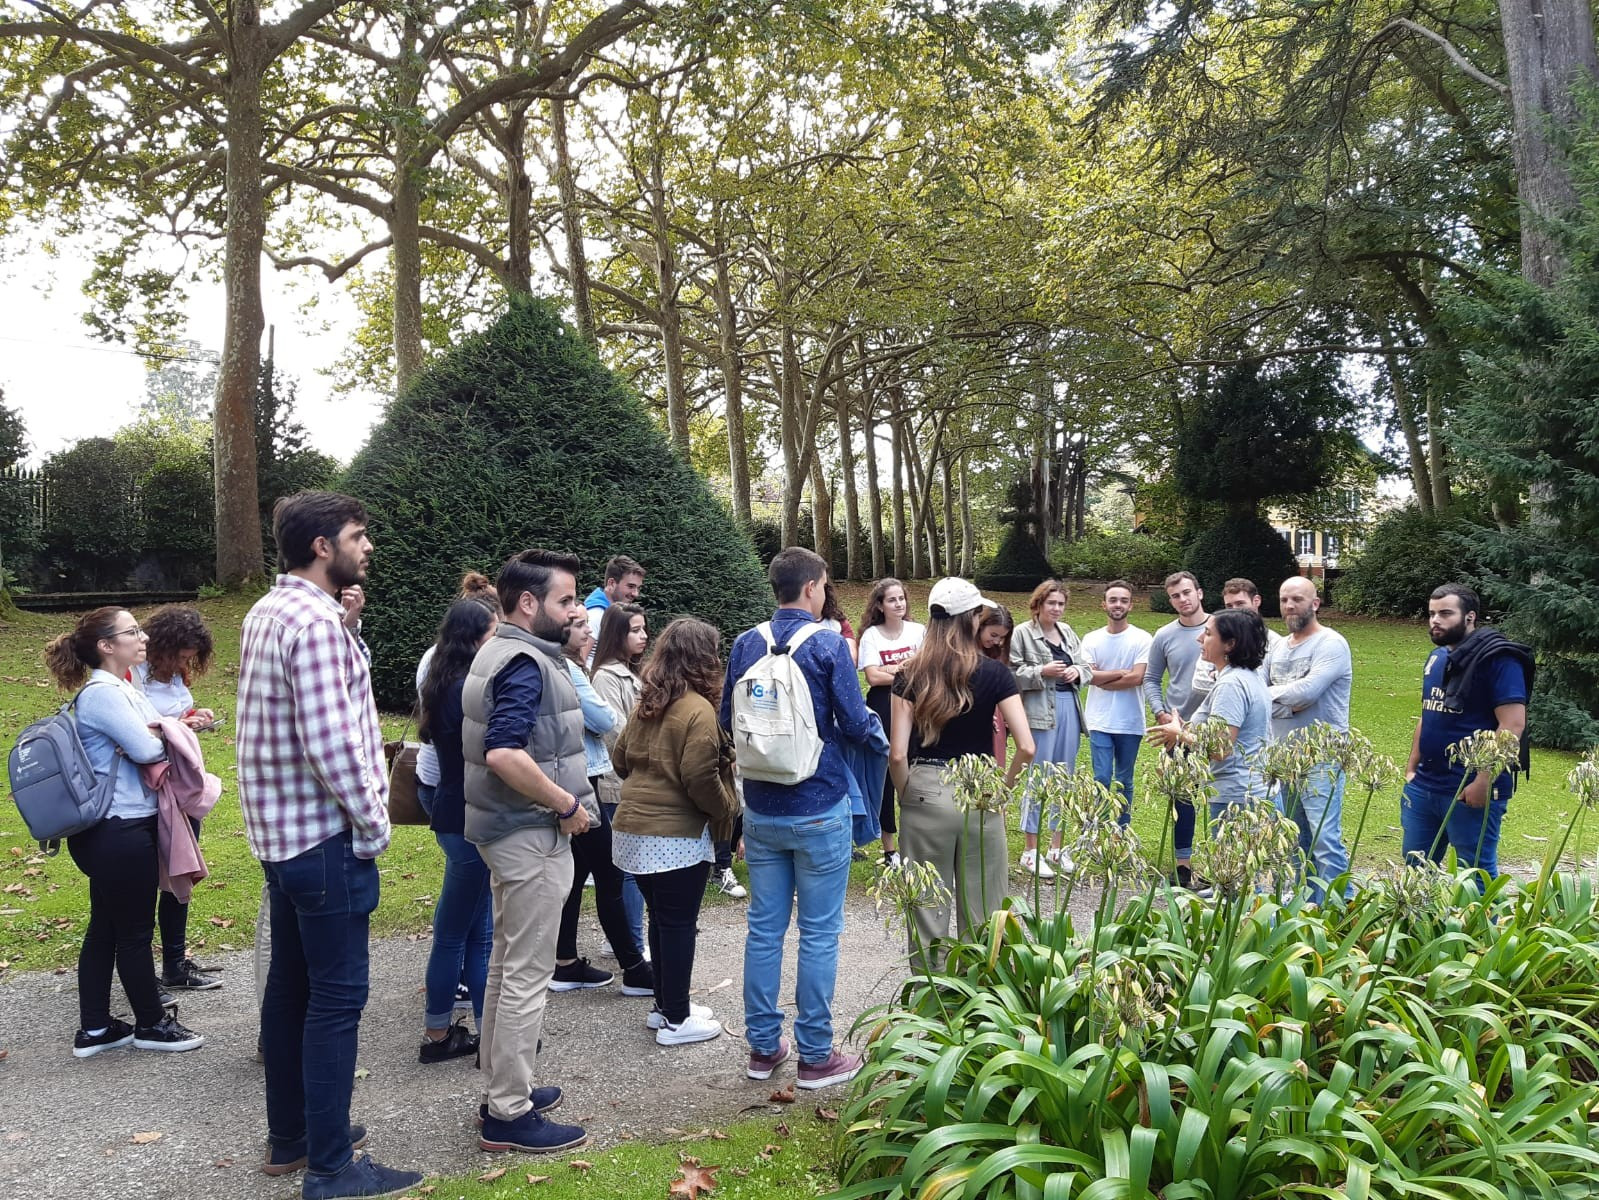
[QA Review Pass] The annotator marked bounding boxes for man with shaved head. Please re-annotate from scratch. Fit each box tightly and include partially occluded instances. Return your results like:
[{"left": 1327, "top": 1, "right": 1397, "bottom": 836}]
[{"left": 1266, "top": 576, "right": 1353, "bottom": 902}]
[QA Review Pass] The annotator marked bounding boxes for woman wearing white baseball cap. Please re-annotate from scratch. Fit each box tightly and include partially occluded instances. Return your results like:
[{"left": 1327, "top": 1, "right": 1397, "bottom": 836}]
[{"left": 887, "top": 578, "right": 1035, "bottom": 963}]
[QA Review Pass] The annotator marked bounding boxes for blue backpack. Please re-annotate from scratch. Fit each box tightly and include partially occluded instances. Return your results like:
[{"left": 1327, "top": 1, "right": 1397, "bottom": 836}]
[{"left": 8, "top": 686, "right": 119, "bottom": 853}]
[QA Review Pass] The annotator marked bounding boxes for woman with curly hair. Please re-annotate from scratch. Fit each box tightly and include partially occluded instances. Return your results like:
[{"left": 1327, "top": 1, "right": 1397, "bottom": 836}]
[
  {"left": 136, "top": 605, "right": 221, "bottom": 993},
  {"left": 611, "top": 618, "right": 738, "bottom": 1046}
]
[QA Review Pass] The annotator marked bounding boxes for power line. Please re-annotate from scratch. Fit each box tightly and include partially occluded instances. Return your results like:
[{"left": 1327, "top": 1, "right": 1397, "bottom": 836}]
[{"left": 0, "top": 333, "right": 220, "bottom": 365}]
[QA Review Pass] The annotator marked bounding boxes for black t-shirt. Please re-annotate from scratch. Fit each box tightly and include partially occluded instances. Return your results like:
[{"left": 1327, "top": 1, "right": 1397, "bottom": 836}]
[
  {"left": 1048, "top": 638, "right": 1074, "bottom": 691},
  {"left": 893, "top": 656, "right": 1019, "bottom": 761}
]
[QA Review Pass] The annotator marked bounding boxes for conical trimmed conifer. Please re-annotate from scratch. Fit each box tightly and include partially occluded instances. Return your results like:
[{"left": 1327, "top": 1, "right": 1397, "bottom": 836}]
[{"left": 342, "top": 296, "right": 771, "bottom": 708}]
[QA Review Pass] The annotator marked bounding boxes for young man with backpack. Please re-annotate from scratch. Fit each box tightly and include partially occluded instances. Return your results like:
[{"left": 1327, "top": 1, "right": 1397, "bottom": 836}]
[{"left": 720, "top": 547, "right": 886, "bottom": 1091}]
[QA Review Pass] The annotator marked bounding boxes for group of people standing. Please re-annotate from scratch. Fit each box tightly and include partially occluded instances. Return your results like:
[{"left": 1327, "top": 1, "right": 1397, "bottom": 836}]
[{"left": 36, "top": 484, "right": 1533, "bottom": 1200}]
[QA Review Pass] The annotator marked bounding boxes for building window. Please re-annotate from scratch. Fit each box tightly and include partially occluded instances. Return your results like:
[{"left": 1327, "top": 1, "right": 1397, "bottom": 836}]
[
  {"left": 1295, "top": 529, "right": 1316, "bottom": 556},
  {"left": 1325, "top": 533, "right": 1341, "bottom": 558}
]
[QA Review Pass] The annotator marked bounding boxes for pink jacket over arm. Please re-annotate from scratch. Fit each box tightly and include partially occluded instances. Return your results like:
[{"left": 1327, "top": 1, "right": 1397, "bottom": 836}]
[{"left": 141, "top": 716, "right": 222, "bottom": 903}]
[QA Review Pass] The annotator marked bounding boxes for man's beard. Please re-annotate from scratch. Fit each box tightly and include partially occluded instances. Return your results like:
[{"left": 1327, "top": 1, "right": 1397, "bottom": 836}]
[
  {"left": 328, "top": 549, "right": 367, "bottom": 591},
  {"left": 532, "top": 609, "right": 571, "bottom": 644},
  {"left": 1430, "top": 621, "right": 1467, "bottom": 646},
  {"left": 1286, "top": 611, "right": 1313, "bottom": 634}
]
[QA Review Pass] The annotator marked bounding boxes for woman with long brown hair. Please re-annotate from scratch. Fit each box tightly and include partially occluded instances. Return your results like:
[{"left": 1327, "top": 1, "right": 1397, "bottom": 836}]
[
  {"left": 889, "top": 580, "right": 1034, "bottom": 957},
  {"left": 857, "top": 578, "right": 924, "bottom": 867},
  {"left": 46, "top": 607, "right": 203, "bottom": 1056},
  {"left": 1010, "top": 578, "right": 1086, "bottom": 877},
  {"left": 612, "top": 618, "right": 738, "bottom": 1046},
  {"left": 590, "top": 602, "right": 648, "bottom": 953}
]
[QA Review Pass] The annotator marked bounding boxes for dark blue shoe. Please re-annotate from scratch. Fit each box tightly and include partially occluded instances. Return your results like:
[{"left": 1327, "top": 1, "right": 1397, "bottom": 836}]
[
  {"left": 301, "top": 1154, "right": 423, "bottom": 1200},
  {"left": 476, "top": 1086, "right": 562, "bottom": 1127},
  {"left": 261, "top": 1125, "right": 367, "bottom": 1177},
  {"left": 478, "top": 1108, "right": 587, "bottom": 1154}
]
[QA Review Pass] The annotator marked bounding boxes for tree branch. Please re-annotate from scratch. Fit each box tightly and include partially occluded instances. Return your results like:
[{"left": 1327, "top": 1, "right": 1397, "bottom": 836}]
[
  {"left": 267, "top": 237, "right": 394, "bottom": 281},
  {"left": 1378, "top": 18, "right": 1509, "bottom": 97}
]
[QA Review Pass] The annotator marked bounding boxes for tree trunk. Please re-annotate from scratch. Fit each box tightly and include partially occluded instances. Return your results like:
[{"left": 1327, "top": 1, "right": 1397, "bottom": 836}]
[
  {"left": 862, "top": 394, "right": 886, "bottom": 579},
  {"left": 1385, "top": 342, "right": 1434, "bottom": 515},
  {"left": 958, "top": 453, "right": 975, "bottom": 576},
  {"left": 1424, "top": 382, "right": 1452, "bottom": 513},
  {"left": 834, "top": 381, "right": 862, "bottom": 580},
  {"left": 550, "top": 97, "right": 595, "bottom": 342},
  {"left": 214, "top": 19, "right": 266, "bottom": 587},
  {"left": 390, "top": 15, "right": 426, "bottom": 392},
  {"left": 889, "top": 392, "right": 907, "bottom": 575},
  {"left": 941, "top": 452, "right": 957, "bottom": 573},
  {"left": 713, "top": 235, "right": 751, "bottom": 524},
  {"left": 809, "top": 457, "right": 833, "bottom": 569},
  {"left": 651, "top": 156, "right": 689, "bottom": 456},
  {"left": 502, "top": 105, "right": 533, "bottom": 294},
  {"left": 779, "top": 326, "right": 803, "bottom": 546},
  {"left": 1499, "top": 0, "right": 1599, "bottom": 287}
]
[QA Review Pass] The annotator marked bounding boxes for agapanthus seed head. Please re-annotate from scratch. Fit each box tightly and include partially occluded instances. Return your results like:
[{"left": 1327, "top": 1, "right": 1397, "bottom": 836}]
[
  {"left": 867, "top": 858, "right": 952, "bottom": 935},
  {"left": 1568, "top": 748, "right": 1599, "bottom": 811},
  {"left": 1192, "top": 797, "right": 1301, "bottom": 900},
  {"left": 1447, "top": 728, "right": 1522, "bottom": 782}
]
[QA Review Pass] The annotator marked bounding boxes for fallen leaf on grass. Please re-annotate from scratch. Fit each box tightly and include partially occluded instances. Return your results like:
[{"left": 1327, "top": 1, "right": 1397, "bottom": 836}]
[
  {"left": 131, "top": 1131, "right": 163, "bottom": 1144},
  {"left": 708, "top": 1129, "right": 728, "bottom": 1140},
  {"left": 416, "top": 1188, "right": 435, "bottom": 1195},
  {"left": 758, "top": 1144, "right": 782, "bottom": 1160},
  {"left": 524, "top": 1175, "right": 550, "bottom": 1185},
  {"left": 207, "top": 916, "right": 235, "bottom": 929},
  {"left": 668, "top": 1161, "right": 720, "bottom": 1198},
  {"left": 768, "top": 1082, "right": 795, "bottom": 1104},
  {"left": 727, "top": 1167, "right": 750, "bottom": 1178},
  {"left": 815, "top": 1106, "right": 838, "bottom": 1122},
  {"left": 477, "top": 1167, "right": 506, "bottom": 1182},
  {"left": 569, "top": 1160, "right": 593, "bottom": 1171},
  {"left": 775, "top": 1122, "right": 790, "bottom": 1138}
]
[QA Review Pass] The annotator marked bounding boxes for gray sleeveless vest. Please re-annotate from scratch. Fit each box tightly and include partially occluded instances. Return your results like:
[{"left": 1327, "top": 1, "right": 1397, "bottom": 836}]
[{"left": 461, "top": 623, "right": 589, "bottom": 846}]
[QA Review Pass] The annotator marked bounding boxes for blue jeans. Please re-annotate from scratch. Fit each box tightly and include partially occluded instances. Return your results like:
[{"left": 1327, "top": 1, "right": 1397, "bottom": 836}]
[
  {"left": 742, "top": 798, "right": 853, "bottom": 1064},
  {"left": 603, "top": 803, "right": 645, "bottom": 952},
  {"left": 1089, "top": 731, "right": 1141, "bottom": 826},
  {"left": 260, "top": 831, "right": 379, "bottom": 1176},
  {"left": 425, "top": 832, "right": 492, "bottom": 1029},
  {"left": 1401, "top": 776, "right": 1508, "bottom": 879},
  {"left": 1021, "top": 690, "right": 1081, "bottom": 835},
  {"left": 1279, "top": 765, "right": 1351, "bottom": 903}
]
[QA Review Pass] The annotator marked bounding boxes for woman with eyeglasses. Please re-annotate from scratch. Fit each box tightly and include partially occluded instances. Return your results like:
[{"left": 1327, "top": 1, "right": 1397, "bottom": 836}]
[{"left": 45, "top": 608, "right": 204, "bottom": 1057}]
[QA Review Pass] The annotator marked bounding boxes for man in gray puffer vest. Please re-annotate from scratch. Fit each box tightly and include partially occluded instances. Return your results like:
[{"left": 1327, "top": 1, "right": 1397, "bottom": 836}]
[{"left": 463, "top": 549, "right": 592, "bottom": 1156}]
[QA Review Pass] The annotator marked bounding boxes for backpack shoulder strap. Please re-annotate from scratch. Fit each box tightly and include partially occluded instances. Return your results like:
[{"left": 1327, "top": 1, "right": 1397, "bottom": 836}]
[
  {"left": 754, "top": 622, "right": 776, "bottom": 651},
  {"left": 782, "top": 621, "right": 826, "bottom": 654}
]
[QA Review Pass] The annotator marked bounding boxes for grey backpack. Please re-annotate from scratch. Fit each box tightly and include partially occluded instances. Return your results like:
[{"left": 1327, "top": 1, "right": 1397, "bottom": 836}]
[{"left": 8, "top": 686, "right": 119, "bottom": 854}]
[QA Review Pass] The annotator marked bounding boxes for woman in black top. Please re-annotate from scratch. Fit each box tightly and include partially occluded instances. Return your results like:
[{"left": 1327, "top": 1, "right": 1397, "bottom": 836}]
[
  {"left": 417, "top": 597, "right": 498, "bottom": 1063},
  {"left": 889, "top": 579, "right": 1035, "bottom": 958}
]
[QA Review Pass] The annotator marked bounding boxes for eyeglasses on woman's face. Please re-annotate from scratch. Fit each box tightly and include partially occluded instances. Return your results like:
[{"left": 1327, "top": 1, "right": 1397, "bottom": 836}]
[{"left": 106, "top": 625, "right": 144, "bottom": 640}]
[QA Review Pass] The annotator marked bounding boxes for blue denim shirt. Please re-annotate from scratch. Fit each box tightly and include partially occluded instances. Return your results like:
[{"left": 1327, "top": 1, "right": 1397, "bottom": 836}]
[
  {"left": 721, "top": 608, "right": 886, "bottom": 817},
  {"left": 566, "top": 659, "right": 617, "bottom": 778},
  {"left": 76, "top": 670, "right": 166, "bottom": 819}
]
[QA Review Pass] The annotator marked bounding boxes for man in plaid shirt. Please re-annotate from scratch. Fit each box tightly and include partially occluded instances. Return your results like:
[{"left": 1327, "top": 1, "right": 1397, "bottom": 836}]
[{"left": 237, "top": 490, "right": 422, "bottom": 1199}]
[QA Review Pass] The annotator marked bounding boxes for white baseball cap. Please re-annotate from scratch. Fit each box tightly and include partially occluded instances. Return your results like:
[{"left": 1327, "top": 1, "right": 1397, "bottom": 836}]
[{"left": 927, "top": 577, "right": 998, "bottom": 617}]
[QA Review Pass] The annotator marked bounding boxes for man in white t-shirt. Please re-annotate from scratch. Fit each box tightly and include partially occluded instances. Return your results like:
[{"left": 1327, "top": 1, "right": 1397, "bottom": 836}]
[
  {"left": 1221, "top": 577, "right": 1284, "bottom": 680},
  {"left": 1080, "top": 580, "right": 1154, "bottom": 823}
]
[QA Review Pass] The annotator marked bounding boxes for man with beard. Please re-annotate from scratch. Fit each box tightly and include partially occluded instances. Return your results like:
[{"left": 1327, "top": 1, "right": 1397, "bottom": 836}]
[
  {"left": 1080, "top": 580, "right": 1153, "bottom": 825},
  {"left": 1266, "top": 576, "right": 1354, "bottom": 901},
  {"left": 238, "top": 491, "right": 423, "bottom": 1197},
  {"left": 463, "top": 549, "right": 592, "bottom": 1155},
  {"left": 1402, "top": 584, "right": 1532, "bottom": 879},
  {"left": 1221, "top": 577, "right": 1284, "bottom": 678},
  {"left": 1142, "top": 571, "right": 1211, "bottom": 887}
]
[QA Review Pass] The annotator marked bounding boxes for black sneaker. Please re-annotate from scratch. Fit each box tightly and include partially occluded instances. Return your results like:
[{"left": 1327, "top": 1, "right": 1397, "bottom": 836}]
[
  {"left": 163, "top": 958, "right": 222, "bottom": 991},
  {"left": 550, "top": 958, "right": 613, "bottom": 992},
  {"left": 133, "top": 1010, "right": 204, "bottom": 1052},
  {"left": 619, "top": 959, "right": 654, "bottom": 997},
  {"left": 302, "top": 1154, "right": 422, "bottom": 1200},
  {"left": 418, "top": 1020, "right": 478, "bottom": 1064},
  {"left": 262, "top": 1125, "right": 368, "bottom": 1176},
  {"left": 73, "top": 1018, "right": 135, "bottom": 1058},
  {"left": 158, "top": 988, "right": 176, "bottom": 1009}
]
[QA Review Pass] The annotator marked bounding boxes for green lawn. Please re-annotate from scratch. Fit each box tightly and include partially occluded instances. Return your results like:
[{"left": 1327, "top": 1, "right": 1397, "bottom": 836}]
[{"left": 0, "top": 582, "right": 1583, "bottom": 973}]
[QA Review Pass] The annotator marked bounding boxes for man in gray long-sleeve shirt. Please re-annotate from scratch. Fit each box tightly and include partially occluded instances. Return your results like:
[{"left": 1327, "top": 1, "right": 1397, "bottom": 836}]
[
  {"left": 1266, "top": 576, "right": 1353, "bottom": 901},
  {"left": 1141, "top": 571, "right": 1210, "bottom": 876}
]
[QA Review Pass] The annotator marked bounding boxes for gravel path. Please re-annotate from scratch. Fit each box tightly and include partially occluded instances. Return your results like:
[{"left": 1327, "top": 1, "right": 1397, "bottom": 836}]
[{"left": 0, "top": 879, "right": 1098, "bottom": 1199}]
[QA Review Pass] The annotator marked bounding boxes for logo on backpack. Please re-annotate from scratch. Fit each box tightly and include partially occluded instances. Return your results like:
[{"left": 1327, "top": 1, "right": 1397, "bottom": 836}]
[
  {"left": 731, "top": 622, "right": 826, "bottom": 785},
  {"left": 8, "top": 686, "right": 118, "bottom": 853}
]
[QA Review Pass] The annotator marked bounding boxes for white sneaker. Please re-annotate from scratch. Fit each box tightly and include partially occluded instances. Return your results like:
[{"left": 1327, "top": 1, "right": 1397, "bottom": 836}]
[
  {"left": 600, "top": 939, "right": 614, "bottom": 958},
  {"left": 716, "top": 868, "right": 747, "bottom": 899},
  {"left": 1019, "top": 849, "right": 1055, "bottom": 879},
  {"left": 883, "top": 851, "right": 902, "bottom": 869},
  {"left": 1045, "top": 846, "right": 1074, "bottom": 874},
  {"left": 646, "top": 1001, "right": 713, "bottom": 1030},
  {"left": 655, "top": 1012, "right": 723, "bottom": 1046}
]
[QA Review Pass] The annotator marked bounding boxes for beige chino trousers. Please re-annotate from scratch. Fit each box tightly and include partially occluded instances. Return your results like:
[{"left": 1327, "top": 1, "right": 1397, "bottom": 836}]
[
  {"left": 476, "top": 824, "right": 572, "bottom": 1121},
  {"left": 897, "top": 763, "right": 1009, "bottom": 967}
]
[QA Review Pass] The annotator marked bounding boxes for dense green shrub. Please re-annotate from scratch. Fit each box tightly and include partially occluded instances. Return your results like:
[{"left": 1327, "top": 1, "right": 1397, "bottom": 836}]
[
  {"left": 256, "top": 363, "right": 338, "bottom": 569},
  {"left": 1336, "top": 503, "right": 1488, "bottom": 618},
  {"left": 1054, "top": 531, "right": 1180, "bottom": 587},
  {"left": 38, "top": 438, "right": 140, "bottom": 589},
  {"left": 342, "top": 295, "right": 771, "bottom": 709},
  {"left": 976, "top": 523, "right": 1053, "bottom": 593},
  {"left": 1181, "top": 512, "right": 1300, "bottom": 617},
  {"left": 137, "top": 457, "right": 214, "bottom": 588}
]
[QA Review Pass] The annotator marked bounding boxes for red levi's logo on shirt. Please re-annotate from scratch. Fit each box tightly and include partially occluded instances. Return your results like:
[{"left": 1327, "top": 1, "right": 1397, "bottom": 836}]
[{"left": 879, "top": 644, "right": 917, "bottom": 666}]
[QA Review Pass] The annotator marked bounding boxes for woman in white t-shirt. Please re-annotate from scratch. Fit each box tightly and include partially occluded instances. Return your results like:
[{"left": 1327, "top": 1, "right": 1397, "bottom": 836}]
[{"left": 857, "top": 578, "right": 925, "bottom": 867}]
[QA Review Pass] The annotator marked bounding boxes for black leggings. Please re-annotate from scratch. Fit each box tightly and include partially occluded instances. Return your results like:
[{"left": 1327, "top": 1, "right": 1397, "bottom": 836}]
[
  {"left": 712, "top": 812, "right": 745, "bottom": 871},
  {"left": 556, "top": 798, "right": 645, "bottom": 966},
  {"left": 867, "top": 686, "right": 896, "bottom": 835},
  {"left": 67, "top": 815, "right": 164, "bottom": 1029},
  {"left": 156, "top": 815, "right": 203, "bottom": 973},
  {"left": 634, "top": 861, "right": 711, "bottom": 1023}
]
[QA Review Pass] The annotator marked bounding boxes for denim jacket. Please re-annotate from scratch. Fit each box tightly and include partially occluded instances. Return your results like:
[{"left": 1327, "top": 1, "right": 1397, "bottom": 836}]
[{"left": 566, "top": 660, "right": 617, "bottom": 788}]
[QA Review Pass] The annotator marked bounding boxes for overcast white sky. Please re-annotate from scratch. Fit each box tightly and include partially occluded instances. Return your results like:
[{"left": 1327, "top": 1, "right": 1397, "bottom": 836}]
[{"left": 0, "top": 244, "right": 386, "bottom": 466}]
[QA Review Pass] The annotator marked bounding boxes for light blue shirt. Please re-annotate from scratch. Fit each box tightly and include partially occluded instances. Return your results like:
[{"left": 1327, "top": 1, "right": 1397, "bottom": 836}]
[
  {"left": 567, "top": 660, "right": 617, "bottom": 781},
  {"left": 1192, "top": 665, "right": 1271, "bottom": 806},
  {"left": 76, "top": 669, "right": 166, "bottom": 819}
]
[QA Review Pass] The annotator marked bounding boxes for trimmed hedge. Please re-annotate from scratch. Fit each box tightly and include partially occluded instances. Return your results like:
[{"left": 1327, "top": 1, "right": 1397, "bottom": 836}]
[
  {"left": 976, "top": 523, "right": 1054, "bottom": 594},
  {"left": 745, "top": 509, "right": 871, "bottom": 580},
  {"left": 341, "top": 296, "right": 772, "bottom": 709},
  {"left": 1054, "top": 531, "right": 1181, "bottom": 588},
  {"left": 1337, "top": 503, "right": 1487, "bottom": 619},
  {"left": 1181, "top": 513, "right": 1300, "bottom": 617}
]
